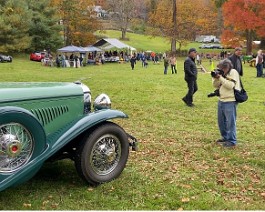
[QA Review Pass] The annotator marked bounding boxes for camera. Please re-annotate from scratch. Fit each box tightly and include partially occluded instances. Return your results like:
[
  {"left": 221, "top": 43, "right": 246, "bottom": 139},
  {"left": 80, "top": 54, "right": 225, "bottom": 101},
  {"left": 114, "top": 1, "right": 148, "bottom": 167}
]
[
  {"left": 207, "top": 89, "right": 220, "bottom": 98},
  {"left": 211, "top": 69, "right": 224, "bottom": 78}
]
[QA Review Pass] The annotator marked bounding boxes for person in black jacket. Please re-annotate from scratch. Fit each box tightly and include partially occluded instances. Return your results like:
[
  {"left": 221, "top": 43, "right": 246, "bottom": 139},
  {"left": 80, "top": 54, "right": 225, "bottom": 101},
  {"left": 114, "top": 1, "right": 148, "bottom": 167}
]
[
  {"left": 130, "top": 54, "right": 136, "bottom": 70},
  {"left": 182, "top": 48, "right": 198, "bottom": 107},
  {"left": 228, "top": 47, "right": 243, "bottom": 76}
]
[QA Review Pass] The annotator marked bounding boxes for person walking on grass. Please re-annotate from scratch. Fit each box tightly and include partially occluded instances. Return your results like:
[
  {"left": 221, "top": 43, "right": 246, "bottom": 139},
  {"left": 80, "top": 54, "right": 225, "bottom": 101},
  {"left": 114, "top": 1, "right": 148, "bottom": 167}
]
[
  {"left": 163, "top": 54, "right": 169, "bottom": 75},
  {"left": 170, "top": 54, "right": 177, "bottom": 74},
  {"left": 182, "top": 48, "right": 198, "bottom": 107},
  {"left": 130, "top": 54, "right": 136, "bottom": 70}
]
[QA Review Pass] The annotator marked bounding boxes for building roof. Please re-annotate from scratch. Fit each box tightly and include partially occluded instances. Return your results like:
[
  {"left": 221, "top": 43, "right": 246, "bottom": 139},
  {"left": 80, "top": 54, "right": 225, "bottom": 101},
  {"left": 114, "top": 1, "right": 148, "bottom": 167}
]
[{"left": 93, "top": 38, "right": 136, "bottom": 51}]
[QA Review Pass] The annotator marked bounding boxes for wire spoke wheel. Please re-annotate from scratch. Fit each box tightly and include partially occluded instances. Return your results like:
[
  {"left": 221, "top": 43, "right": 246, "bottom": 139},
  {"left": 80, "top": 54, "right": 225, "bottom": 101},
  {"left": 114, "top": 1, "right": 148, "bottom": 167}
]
[
  {"left": 75, "top": 122, "right": 129, "bottom": 185},
  {"left": 0, "top": 123, "right": 34, "bottom": 173},
  {"left": 90, "top": 134, "right": 121, "bottom": 175}
]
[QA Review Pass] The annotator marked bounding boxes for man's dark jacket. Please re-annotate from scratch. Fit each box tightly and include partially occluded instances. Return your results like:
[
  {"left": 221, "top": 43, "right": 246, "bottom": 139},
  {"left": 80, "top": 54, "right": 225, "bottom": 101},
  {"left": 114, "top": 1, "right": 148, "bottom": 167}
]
[
  {"left": 184, "top": 56, "right": 197, "bottom": 81},
  {"left": 228, "top": 54, "right": 243, "bottom": 76}
]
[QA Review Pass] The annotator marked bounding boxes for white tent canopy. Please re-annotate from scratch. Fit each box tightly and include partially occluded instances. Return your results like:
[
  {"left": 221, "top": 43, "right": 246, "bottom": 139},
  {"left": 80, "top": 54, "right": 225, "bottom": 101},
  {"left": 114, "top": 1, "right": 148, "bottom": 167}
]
[
  {"left": 93, "top": 38, "right": 136, "bottom": 51},
  {"left": 83, "top": 45, "right": 103, "bottom": 52},
  {"left": 57, "top": 45, "right": 87, "bottom": 53}
]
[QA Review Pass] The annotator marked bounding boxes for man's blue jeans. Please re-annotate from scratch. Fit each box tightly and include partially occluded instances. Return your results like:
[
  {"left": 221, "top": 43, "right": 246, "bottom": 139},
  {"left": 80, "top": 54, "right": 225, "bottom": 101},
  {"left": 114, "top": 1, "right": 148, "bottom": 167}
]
[
  {"left": 256, "top": 63, "right": 263, "bottom": 77},
  {"left": 218, "top": 101, "right": 237, "bottom": 144}
]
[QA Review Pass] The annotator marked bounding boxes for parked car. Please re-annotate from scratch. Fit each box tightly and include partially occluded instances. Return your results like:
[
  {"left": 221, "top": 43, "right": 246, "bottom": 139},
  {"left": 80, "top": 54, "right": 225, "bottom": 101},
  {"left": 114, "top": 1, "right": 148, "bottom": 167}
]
[
  {"left": 30, "top": 51, "right": 46, "bottom": 62},
  {"left": 211, "top": 44, "right": 223, "bottom": 49},
  {"left": 199, "top": 44, "right": 213, "bottom": 49},
  {"left": 0, "top": 54, "right": 12, "bottom": 63},
  {"left": 0, "top": 81, "right": 138, "bottom": 191},
  {"left": 199, "top": 44, "right": 223, "bottom": 49}
]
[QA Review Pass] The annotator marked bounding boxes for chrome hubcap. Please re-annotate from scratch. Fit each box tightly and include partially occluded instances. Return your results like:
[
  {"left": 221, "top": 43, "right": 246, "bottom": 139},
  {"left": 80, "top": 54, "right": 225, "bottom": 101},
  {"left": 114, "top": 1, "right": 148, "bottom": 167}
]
[
  {"left": 90, "top": 134, "right": 121, "bottom": 175},
  {"left": 0, "top": 123, "right": 33, "bottom": 173}
]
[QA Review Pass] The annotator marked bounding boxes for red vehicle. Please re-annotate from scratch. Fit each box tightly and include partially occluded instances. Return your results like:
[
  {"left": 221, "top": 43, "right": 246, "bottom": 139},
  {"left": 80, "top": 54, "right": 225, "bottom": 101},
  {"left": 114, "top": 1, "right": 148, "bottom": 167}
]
[{"left": 30, "top": 51, "right": 46, "bottom": 62}]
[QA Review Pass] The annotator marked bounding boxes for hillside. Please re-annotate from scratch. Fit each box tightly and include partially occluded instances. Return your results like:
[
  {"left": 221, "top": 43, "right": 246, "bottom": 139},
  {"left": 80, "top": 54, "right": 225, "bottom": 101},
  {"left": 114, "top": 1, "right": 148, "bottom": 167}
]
[
  {"left": 95, "top": 30, "right": 172, "bottom": 53},
  {"left": 94, "top": 30, "right": 224, "bottom": 54}
]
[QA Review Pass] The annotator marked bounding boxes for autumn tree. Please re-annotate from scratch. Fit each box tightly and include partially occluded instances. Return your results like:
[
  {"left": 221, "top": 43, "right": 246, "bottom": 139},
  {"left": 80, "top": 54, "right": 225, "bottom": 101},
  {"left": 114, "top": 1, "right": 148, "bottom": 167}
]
[
  {"left": 222, "top": 0, "right": 265, "bottom": 54},
  {"left": 129, "top": 0, "right": 150, "bottom": 34},
  {"left": 105, "top": 0, "right": 137, "bottom": 40},
  {"left": 148, "top": 0, "right": 218, "bottom": 51},
  {"left": 52, "top": 0, "right": 99, "bottom": 46},
  {"left": 0, "top": 0, "right": 32, "bottom": 52},
  {"left": 212, "top": 0, "right": 226, "bottom": 37}
]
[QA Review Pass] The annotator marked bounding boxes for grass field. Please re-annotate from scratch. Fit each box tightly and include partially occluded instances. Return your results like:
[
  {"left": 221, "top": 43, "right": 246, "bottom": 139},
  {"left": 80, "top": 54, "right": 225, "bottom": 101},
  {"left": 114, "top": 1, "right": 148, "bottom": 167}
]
[{"left": 0, "top": 55, "right": 265, "bottom": 210}]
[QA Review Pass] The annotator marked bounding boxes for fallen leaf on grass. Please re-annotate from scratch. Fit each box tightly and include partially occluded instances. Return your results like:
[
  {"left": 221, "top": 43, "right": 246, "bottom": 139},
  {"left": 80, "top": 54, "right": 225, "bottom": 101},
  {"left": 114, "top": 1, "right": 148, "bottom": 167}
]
[
  {"left": 42, "top": 200, "right": 49, "bottom": 206},
  {"left": 260, "top": 192, "right": 265, "bottom": 197},
  {"left": 181, "top": 197, "right": 190, "bottom": 203},
  {"left": 181, "top": 184, "right": 192, "bottom": 189},
  {"left": 23, "top": 203, "right": 31, "bottom": 208},
  {"left": 51, "top": 203, "right": 59, "bottom": 208},
  {"left": 217, "top": 179, "right": 224, "bottom": 185}
]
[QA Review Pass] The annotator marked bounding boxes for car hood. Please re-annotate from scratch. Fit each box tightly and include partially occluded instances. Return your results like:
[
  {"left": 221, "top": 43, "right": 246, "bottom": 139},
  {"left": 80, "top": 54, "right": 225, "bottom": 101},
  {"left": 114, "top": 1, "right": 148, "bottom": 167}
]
[{"left": 0, "top": 82, "right": 83, "bottom": 103}]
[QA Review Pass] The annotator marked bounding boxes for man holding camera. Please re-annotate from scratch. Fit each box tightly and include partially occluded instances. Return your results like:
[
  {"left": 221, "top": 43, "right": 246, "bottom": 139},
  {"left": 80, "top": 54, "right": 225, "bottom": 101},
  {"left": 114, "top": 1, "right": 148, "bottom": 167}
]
[
  {"left": 182, "top": 48, "right": 198, "bottom": 107},
  {"left": 212, "top": 59, "right": 241, "bottom": 148}
]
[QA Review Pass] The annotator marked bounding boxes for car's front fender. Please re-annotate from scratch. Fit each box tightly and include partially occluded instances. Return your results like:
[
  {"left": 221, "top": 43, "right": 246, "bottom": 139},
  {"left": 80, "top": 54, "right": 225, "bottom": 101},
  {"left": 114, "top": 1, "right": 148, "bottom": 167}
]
[{"left": 50, "top": 109, "right": 128, "bottom": 151}]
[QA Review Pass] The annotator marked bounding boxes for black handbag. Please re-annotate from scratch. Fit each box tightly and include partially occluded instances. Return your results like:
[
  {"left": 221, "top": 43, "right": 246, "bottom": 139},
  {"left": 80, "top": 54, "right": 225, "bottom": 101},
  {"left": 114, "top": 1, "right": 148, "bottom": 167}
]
[{"left": 234, "top": 78, "right": 248, "bottom": 103}]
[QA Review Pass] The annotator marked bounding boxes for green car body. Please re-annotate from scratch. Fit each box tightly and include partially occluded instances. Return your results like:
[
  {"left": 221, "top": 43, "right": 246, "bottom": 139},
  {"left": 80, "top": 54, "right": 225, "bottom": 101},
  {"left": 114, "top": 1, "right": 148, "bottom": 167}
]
[
  {"left": 242, "top": 55, "right": 253, "bottom": 62},
  {"left": 0, "top": 82, "right": 137, "bottom": 191}
]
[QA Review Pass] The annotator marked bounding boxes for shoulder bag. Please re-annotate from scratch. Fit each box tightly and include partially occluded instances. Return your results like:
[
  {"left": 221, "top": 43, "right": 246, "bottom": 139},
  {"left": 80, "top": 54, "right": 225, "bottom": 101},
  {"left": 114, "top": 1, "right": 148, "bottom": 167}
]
[{"left": 234, "top": 78, "right": 248, "bottom": 103}]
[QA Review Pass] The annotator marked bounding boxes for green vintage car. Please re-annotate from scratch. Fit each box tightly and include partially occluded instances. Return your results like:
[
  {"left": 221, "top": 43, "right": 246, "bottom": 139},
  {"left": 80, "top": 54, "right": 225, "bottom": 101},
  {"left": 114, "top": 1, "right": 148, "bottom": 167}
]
[{"left": 0, "top": 82, "right": 137, "bottom": 191}]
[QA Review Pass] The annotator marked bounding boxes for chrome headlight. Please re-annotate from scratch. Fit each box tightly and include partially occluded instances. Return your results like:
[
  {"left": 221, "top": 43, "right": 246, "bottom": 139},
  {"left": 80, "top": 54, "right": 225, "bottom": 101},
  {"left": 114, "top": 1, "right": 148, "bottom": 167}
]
[
  {"left": 93, "top": 94, "right": 111, "bottom": 110},
  {"left": 74, "top": 81, "right": 91, "bottom": 114}
]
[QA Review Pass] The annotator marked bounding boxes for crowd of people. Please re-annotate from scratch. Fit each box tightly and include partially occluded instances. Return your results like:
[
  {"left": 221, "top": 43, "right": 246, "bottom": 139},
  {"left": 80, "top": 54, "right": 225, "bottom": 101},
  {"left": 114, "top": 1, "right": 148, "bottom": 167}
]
[
  {"left": 42, "top": 45, "right": 265, "bottom": 150},
  {"left": 129, "top": 46, "right": 265, "bottom": 150},
  {"left": 42, "top": 49, "right": 134, "bottom": 67},
  {"left": 54, "top": 53, "right": 83, "bottom": 68}
]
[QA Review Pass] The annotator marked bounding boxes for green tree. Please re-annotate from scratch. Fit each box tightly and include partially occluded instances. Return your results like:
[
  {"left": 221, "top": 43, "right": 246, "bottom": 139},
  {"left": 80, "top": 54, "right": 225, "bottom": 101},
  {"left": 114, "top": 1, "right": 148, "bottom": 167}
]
[
  {"left": 0, "top": 0, "right": 32, "bottom": 52},
  {"left": 27, "top": 0, "right": 63, "bottom": 52}
]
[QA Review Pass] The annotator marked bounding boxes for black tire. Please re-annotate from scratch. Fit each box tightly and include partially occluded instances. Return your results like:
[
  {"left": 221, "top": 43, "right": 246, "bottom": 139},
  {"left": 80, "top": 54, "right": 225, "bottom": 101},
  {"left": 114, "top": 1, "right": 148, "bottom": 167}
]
[
  {"left": 75, "top": 122, "right": 129, "bottom": 185},
  {"left": 0, "top": 107, "right": 46, "bottom": 173}
]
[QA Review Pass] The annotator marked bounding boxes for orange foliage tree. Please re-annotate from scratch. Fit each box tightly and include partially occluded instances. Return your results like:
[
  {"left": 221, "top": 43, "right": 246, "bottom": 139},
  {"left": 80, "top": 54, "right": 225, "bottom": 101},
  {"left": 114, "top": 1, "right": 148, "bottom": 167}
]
[
  {"left": 51, "top": 0, "right": 100, "bottom": 46},
  {"left": 222, "top": 0, "right": 265, "bottom": 54},
  {"left": 147, "top": 0, "right": 218, "bottom": 52}
]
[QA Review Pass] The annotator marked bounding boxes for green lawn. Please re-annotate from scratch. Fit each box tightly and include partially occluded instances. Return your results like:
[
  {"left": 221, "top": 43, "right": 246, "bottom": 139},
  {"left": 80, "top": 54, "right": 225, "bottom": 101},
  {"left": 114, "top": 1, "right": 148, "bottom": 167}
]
[
  {"left": 0, "top": 56, "right": 265, "bottom": 210},
  {"left": 96, "top": 30, "right": 171, "bottom": 53}
]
